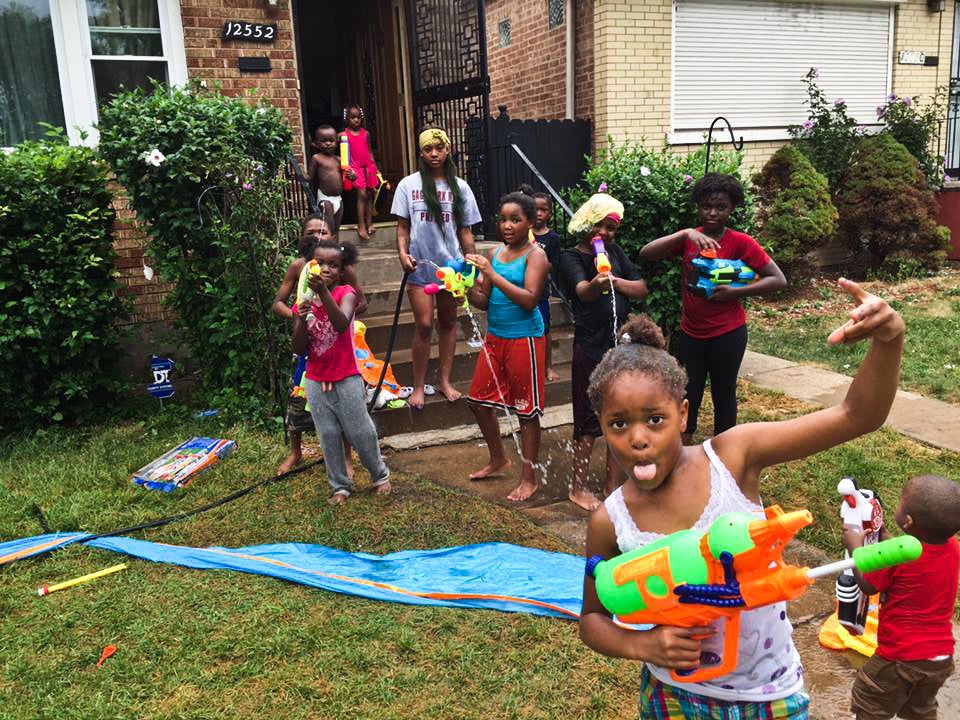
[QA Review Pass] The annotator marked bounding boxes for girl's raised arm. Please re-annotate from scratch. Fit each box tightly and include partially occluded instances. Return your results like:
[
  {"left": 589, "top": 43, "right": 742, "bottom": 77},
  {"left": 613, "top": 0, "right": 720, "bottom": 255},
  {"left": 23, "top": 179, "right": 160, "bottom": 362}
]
[{"left": 716, "top": 278, "right": 905, "bottom": 498}]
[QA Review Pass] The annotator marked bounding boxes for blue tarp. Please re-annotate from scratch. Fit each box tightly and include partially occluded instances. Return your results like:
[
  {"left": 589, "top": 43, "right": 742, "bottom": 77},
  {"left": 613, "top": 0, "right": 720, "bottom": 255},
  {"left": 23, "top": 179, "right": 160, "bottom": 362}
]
[{"left": 0, "top": 533, "right": 584, "bottom": 620}]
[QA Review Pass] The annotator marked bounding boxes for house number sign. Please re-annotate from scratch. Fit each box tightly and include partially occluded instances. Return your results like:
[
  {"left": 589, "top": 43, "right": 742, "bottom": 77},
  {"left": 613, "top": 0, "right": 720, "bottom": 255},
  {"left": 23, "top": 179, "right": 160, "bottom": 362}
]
[{"left": 222, "top": 21, "right": 277, "bottom": 42}]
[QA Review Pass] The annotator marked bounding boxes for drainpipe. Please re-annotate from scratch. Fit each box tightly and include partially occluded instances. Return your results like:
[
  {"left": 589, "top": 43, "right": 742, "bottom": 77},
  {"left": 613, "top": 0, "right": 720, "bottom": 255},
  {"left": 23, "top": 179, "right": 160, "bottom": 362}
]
[{"left": 565, "top": 0, "right": 575, "bottom": 119}]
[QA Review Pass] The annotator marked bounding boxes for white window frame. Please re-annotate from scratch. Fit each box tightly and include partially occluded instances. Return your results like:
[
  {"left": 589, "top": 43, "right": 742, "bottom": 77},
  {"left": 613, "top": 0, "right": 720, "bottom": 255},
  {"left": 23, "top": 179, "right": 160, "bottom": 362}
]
[
  {"left": 46, "top": 0, "right": 187, "bottom": 146},
  {"left": 668, "top": 0, "right": 897, "bottom": 146}
]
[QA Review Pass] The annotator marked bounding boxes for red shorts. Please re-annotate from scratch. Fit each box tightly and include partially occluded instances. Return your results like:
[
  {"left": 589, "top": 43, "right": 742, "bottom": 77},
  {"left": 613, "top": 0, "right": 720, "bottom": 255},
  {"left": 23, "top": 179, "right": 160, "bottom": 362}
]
[
  {"left": 347, "top": 163, "right": 379, "bottom": 190},
  {"left": 467, "top": 334, "right": 545, "bottom": 419}
]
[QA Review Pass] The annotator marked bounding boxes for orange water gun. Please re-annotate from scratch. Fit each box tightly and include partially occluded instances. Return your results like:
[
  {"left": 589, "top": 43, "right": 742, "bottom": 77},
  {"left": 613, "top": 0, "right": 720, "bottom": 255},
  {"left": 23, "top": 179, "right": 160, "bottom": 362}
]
[{"left": 587, "top": 505, "right": 921, "bottom": 683}]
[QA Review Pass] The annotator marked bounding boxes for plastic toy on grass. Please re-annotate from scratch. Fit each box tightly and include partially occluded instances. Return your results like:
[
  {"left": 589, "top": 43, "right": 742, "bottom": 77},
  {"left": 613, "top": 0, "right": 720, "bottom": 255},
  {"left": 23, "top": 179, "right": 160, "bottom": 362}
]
[
  {"left": 37, "top": 563, "right": 127, "bottom": 597},
  {"left": 587, "top": 505, "right": 921, "bottom": 682},
  {"left": 132, "top": 437, "right": 237, "bottom": 493},
  {"left": 353, "top": 320, "right": 404, "bottom": 409},
  {"left": 687, "top": 248, "right": 756, "bottom": 298}
]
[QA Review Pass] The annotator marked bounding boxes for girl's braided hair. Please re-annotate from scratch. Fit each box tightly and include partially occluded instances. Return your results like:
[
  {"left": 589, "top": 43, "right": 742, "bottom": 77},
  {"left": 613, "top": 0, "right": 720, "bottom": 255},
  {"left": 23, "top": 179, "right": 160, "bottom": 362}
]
[{"left": 587, "top": 315, "right": 687, "bottom": 411}]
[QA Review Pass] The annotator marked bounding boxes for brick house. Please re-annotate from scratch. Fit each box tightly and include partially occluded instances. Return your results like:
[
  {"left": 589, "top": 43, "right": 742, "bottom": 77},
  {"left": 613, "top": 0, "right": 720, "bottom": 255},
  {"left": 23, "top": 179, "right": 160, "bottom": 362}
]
[
  {"left": 486, "top": 0, "right": 956, "bottom": 172},
  {"left": 4, "top": 0, "right": 492, "bottom": 324}
]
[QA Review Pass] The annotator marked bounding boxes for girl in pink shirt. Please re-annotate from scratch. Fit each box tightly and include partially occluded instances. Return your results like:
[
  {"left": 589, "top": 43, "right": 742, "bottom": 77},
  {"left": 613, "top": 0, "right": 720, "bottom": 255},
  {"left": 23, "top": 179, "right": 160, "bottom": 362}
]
[
  {"left": 292, "top": 238, "right": 390, "bottom": 504},
  {"left": 340, "top": 104, "right": 382, "bottom": 241}
]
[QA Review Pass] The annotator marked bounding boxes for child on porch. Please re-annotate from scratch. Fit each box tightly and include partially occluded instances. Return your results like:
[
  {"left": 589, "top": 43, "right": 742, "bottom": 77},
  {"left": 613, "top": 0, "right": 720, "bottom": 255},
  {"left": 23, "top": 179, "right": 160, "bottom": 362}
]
[
  {"left": 293, "top": 237, "right": 391, "bottom": 504},
  {"left": 519, "top": 185, "right": 562, "bottom": 383},
  {"left": 465, "top": 192, "right": 549, "bottom": 503},
  {"left": 308, "top": 125, "right": 345, "bottom": 232},
  {"left": 341, "top": 104, "right": 382, "bottom": 240}
]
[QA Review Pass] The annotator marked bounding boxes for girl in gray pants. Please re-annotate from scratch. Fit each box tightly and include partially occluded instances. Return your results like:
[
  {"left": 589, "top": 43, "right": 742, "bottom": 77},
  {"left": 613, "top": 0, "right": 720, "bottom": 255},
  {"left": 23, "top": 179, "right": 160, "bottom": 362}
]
[{"left": 292, "top": 239, "right": 390, "bottom": 504}]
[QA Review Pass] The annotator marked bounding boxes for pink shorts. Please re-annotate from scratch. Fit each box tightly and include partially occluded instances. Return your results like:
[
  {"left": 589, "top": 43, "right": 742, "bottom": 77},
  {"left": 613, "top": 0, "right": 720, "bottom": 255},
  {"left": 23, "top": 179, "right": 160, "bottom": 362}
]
[
  {"left": 467, "top": 334, "right": 545, "bottom": 420},
  {"left": 349, "top": 163, "right": 379, "bottom": 190}
]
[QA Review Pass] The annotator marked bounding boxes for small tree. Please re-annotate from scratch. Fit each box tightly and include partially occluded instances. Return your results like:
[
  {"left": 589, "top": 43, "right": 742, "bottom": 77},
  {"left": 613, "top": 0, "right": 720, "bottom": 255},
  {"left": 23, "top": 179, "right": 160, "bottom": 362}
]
[
  {"left": 752, "top": 145, "right": 837, "bottom": 283},
  {"left": 876, "top": 91, "right": 946, "bottom": 190},
  {"left": 567, "top": 140, "right": 751, "bottom": 337},
  {"left": 97, "top": 83, "right": 294, "bottom": 419},
  {"left": 835, "top": 133, "right": 950, "bottom": 274}
]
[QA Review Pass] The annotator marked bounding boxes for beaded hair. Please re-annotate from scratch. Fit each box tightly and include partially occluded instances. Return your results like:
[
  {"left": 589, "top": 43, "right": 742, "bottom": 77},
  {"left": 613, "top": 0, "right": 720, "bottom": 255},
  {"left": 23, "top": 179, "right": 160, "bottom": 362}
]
[{"left": 343, "top": 105, "right": 364, "bottom": 123}]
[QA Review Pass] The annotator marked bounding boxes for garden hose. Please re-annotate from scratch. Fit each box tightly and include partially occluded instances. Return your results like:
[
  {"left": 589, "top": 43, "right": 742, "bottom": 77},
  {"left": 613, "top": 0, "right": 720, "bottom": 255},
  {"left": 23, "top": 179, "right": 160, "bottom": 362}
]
[{"left": 367, "top": 269, "right": 410, "bottom": 412}]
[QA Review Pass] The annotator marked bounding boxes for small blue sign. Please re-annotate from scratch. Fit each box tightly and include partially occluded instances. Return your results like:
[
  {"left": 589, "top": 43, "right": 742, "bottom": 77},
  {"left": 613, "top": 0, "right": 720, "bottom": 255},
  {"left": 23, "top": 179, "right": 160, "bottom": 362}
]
[{"left": 148, "top": 355, "right": 175, "bottom": 400}]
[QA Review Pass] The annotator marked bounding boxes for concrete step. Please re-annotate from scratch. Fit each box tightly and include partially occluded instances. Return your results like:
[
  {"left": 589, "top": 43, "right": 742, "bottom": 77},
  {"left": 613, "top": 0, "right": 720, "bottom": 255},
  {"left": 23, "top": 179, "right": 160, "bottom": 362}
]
[
  {"left": 359, "top": 295, "right": 574, "bottom": 352},
  {"left": 382, "top": 327, "right": 575, "bottom": 387},
  {"left": 339, "top": 221, "right": 397, "bottom": 250},
  {"left": 372, "top": 362, "right": 573, "bottom": 437}
]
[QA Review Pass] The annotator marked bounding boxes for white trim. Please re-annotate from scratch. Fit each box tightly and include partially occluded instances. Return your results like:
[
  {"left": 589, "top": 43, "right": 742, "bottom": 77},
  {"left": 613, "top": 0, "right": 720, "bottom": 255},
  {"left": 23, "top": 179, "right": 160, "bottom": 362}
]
[{"left": 38, "top": 0, "right": 188, "bottom": 146}]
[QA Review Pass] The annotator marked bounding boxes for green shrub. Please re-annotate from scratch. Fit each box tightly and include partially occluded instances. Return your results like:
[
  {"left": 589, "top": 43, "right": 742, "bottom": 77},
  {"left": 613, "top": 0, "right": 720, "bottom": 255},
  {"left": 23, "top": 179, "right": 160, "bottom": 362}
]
[
  {"left": 789, "top": 68, "right": 863, "bottom": 193},
  {"left": 752, "top": 145, "right": 837, "bottom": 283},
  {"left": 97, "top": 83, "right": 294, "bottom": 420},
  {"left": 0, "top": 133, "right": 129, "bottom": 434},
  {"left": 835, "top": 133, "right": 950, "bottom": 274},
  {"left": 566, "top": 140, "right": 752, "bottom": 337},
  {"left": 877, "top": 91, "right": 946, "bottom": 190}
]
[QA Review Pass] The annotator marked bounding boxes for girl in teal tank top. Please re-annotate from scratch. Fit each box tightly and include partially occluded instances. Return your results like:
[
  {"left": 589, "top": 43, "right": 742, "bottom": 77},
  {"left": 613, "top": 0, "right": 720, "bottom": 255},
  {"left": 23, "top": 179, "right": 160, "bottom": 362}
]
[{"left": 464, "top": 192, "right": 549, "bottom": 504}]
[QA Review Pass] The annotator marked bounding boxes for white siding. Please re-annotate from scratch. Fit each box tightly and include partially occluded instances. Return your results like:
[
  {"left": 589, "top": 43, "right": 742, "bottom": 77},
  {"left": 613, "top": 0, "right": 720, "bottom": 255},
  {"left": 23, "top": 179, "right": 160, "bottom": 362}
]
[{"left": 673, "top": 0, "right": 894, "bottom": 137}]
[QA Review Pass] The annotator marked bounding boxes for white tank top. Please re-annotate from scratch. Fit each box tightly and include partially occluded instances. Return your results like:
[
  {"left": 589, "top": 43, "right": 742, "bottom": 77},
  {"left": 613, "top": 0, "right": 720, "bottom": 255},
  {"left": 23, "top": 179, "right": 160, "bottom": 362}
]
[{"left": 603, "top": 440, "right": 805, "bottom": 703}]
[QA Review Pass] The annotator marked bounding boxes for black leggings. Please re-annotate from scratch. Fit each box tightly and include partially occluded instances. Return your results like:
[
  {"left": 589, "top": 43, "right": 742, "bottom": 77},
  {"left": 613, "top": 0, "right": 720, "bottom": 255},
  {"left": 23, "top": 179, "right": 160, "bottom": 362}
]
[{"left": 676, "top": 325, "right": 748, "bottom": 436}]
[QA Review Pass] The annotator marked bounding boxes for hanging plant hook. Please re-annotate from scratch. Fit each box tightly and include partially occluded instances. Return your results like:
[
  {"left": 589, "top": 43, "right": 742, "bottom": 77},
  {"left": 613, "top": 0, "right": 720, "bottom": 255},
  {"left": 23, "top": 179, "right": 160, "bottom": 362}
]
[{"left": 704, "top": 117, "right": 744, "bottom": 176}]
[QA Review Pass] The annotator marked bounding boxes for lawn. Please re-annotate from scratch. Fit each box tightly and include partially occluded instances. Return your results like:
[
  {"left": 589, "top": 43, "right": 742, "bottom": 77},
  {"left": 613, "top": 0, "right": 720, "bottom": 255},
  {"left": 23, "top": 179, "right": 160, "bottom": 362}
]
[
  {"left": 1, "top": 383, "right": 958, "bottom": 719},
  {"left": 747, "top": 269, "right": 960, "bottom": 404}
]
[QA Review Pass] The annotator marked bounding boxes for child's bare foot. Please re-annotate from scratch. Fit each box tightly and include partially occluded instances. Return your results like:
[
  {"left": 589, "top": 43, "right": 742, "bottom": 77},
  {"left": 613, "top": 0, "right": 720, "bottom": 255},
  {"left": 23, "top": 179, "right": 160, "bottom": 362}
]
[
  {"left": 438, "top": 381, "right": 461, "bottom": 402},
  {"left": 569, "top": 487, "right": 601, "bottom": 512},
  {"left": 358, "top": 229, "right": 370, "bottom": 241},
  {"left": 546, "top": 367, "right": 560, "bottom": 383},
  {"left": 367, "top": 225, "right": 377, "bottom": 236},
  {"left": 408, "top": 387, "right": 425, "bottom": 410},
  {"left": 276, "top": 451, "right": 302, "bottom": 475},
  {"left": 327, "top": 491, "right": 349, "bottom": 505},
  {"left": 374, "top": 480, "right": 391, "bottom": 495},
  {"left": 507, "top": 478, "right": 539, "bottom": 502},
  {"left": 469, "top": 458, "right": 512, "bottom": 480}
]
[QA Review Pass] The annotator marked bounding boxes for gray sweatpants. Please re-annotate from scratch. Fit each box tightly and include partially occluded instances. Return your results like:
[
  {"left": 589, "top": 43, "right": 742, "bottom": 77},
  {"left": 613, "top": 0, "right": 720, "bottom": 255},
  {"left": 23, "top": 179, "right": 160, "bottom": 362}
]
[{"left": 305, "top": 375, "right": 389, "bottom": 496}]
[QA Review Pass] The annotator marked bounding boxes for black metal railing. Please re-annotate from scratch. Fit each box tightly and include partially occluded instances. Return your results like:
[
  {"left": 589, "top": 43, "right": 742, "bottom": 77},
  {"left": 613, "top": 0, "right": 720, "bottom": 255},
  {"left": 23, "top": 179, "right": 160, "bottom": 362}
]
[{"left": 280, "top": 154, "right": 319, "bottom": 237}]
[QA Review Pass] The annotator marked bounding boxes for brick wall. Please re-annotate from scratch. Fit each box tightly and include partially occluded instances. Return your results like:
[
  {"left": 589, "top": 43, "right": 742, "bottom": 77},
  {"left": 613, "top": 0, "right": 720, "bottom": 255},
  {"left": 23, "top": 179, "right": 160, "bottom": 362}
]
[
  {"left": 891, "top": 0, "right": 954, "bottom": 109},
  {"left": 116, "top": 0, "right": 303, "bottom": 325},
  {"left": 486, "top": 0, "right": 593, "bottom": 120}
]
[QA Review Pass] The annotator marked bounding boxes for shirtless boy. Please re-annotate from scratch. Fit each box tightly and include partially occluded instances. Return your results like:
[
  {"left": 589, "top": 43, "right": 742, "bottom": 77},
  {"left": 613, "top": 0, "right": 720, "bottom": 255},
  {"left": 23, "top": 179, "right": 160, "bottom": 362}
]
[{"left": 308, "top": 125, "right": 347, "bottom": 232}]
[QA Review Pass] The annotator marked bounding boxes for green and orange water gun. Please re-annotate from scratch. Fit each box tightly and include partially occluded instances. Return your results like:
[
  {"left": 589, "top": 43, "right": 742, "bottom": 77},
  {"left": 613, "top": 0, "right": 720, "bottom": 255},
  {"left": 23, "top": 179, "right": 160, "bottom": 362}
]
[{"left": 586, "top": 505, "right": 921, "bottom": 683}]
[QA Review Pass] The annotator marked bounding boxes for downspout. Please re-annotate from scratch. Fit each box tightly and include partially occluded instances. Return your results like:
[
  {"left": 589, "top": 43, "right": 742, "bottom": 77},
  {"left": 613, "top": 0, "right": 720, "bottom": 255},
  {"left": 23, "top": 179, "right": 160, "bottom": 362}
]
[{"left": 565, "top": 0, "right": 575, "bottom": 118}]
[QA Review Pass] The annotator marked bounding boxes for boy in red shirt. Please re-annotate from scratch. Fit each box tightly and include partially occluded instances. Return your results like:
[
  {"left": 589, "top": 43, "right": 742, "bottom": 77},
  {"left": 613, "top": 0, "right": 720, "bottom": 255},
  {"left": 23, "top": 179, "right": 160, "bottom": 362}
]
[{"left": 842, "top": 475, "right": 960, "bottom": 720}]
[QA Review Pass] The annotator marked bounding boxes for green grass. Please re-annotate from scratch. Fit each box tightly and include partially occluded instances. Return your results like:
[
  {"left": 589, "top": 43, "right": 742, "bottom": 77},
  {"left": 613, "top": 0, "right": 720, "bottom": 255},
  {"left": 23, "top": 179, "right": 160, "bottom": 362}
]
[
  {"left": 0, "top": 416, "right": 635, "bottom": 720},
  {"left": 2, "top": 386, "right": 958, "bottom": 718},
  {"left": 748, "top": 272, "right": 960, "bottom": 403}
]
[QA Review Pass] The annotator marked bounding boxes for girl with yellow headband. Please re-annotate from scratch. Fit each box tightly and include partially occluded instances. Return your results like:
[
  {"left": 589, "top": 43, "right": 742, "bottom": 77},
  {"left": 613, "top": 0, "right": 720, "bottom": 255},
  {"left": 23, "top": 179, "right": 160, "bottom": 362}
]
[{"left": 391, "top": 127, "right": 482, "bottom": 409}]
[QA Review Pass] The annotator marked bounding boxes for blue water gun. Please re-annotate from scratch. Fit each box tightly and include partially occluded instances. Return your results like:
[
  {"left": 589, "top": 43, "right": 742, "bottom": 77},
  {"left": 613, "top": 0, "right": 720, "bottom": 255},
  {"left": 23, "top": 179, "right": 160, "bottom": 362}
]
[{"left": 687, "top": 250, "right": 756, "bottom": 298}]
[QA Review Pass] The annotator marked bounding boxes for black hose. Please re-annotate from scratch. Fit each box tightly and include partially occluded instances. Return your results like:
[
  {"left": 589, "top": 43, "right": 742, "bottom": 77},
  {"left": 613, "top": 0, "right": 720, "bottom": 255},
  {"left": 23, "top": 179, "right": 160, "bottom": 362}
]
[{"left": 367, "top": 270, "right": 410, "bottom": 412}]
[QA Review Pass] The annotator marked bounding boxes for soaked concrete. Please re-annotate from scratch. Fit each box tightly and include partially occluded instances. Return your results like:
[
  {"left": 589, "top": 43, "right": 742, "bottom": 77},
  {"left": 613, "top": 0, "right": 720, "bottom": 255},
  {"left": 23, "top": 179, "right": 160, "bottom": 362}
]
[{"left": 385, "top": 426, "right": 960, "bottom": 719}]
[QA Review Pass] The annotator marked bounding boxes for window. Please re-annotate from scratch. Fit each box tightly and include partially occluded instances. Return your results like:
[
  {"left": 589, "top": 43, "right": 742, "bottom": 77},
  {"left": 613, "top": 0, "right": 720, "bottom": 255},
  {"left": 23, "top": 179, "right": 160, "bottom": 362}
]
[
  {"left": 548, "top": 0, "right": 564, "bottom": 30},
  {"left": 671, "top": 0, "right": 896, "bottom": 144},
  {"left": 0, "top": 0, "right": 66, "bottom": 145},
  {"left": 498, "top": 19, "right": 511, "bottom": 48},
  {"left": 0, "top": 0, "right": 186, "bottom": 147}
]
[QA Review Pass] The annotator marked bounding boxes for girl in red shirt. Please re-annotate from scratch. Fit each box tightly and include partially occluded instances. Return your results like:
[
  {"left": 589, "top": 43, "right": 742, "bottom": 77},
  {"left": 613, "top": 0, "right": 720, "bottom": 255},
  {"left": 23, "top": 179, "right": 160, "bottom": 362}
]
[
  {"left": 639, "top": 173, "right": 786, "bottom": 443},
  {"left": 340, "top": 104, "right": 382, "bottom": 241}
]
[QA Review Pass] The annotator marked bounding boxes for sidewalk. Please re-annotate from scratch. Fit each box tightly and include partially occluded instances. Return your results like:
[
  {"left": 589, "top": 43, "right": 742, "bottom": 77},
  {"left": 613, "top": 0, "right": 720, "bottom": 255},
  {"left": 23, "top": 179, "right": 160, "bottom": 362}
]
[{"left": 740, "top": 350, "right": 960, "bottom": 453}]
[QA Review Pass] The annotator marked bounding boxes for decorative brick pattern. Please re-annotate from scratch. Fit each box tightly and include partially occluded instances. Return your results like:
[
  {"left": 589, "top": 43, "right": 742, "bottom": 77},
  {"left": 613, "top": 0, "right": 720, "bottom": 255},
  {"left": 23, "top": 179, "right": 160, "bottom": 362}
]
[{"left": 486, "top": 0, "right": 594, "bottom": 120}]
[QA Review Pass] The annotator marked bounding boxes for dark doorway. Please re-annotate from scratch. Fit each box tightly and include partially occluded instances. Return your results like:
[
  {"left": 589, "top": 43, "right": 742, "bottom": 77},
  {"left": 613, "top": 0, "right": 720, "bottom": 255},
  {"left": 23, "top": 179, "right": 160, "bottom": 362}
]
[{"left": 294, "top": 0, "right": 415, "bottom": 226}]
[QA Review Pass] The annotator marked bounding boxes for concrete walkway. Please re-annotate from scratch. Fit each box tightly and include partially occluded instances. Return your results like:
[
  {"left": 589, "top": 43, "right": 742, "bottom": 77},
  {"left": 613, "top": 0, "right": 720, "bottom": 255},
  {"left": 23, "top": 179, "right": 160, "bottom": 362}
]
[
  {"left": 740, "top": 350, "right": 960, "bottom": 453},
  {"left": 383, "top": 349, "right": 960, "bottom": 719}
]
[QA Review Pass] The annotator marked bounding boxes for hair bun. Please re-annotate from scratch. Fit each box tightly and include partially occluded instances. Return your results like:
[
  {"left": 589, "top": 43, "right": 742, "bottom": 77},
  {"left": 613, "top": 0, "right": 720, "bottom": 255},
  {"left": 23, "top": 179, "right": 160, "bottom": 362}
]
[{"left": 618, "top": 314, "right": 666, "bottom": 350}]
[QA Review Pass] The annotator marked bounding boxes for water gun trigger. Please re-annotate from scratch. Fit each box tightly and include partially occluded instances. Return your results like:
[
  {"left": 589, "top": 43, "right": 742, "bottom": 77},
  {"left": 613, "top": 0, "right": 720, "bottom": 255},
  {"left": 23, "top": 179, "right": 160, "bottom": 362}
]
[{"left": 670, "top": 614, "right": 741, "bottom": 683}]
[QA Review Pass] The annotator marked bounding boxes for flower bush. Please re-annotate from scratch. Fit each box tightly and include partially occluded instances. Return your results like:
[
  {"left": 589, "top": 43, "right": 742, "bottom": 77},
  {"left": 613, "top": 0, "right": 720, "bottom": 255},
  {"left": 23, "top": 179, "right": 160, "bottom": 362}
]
[
  {"left": 789, "top": 68, "right": 862, "bottom": 193},
  {"left": 97, "top": 82, "right": 295, "bottom": 420},
  {"left": 835, "top": 133, "right": 949, "bottom": 274},
  {"left": 752, "top": 145, "right": 837, "bottom": 283},
  {"left": 876, "top": 90, "right": 946, "bottom": 189},
  {"left": 0, "top": 131, "right": 129, "bottom": 434},
  {"left": 567, "top": 140, "right": 752, "bottom": 337}
]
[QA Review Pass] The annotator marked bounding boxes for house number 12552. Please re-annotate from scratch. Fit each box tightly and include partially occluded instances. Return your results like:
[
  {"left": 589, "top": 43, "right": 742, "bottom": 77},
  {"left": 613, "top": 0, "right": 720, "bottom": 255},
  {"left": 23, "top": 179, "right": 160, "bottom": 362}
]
[{"left": 222, "top": 21, "right": 277, "bottom": 42}]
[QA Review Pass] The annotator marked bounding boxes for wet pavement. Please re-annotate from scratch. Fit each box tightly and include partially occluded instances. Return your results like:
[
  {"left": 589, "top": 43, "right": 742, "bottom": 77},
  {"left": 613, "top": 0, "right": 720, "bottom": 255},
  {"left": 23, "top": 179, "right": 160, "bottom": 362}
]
[{"left": 384, "top": 424, "right": 960, "bottom": 719}]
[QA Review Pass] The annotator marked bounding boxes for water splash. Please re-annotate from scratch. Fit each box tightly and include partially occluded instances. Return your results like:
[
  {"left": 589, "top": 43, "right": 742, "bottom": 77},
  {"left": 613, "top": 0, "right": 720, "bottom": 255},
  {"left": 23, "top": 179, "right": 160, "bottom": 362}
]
[{"left": 609, "top": 275, "right": 619, "bottom": 346}]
